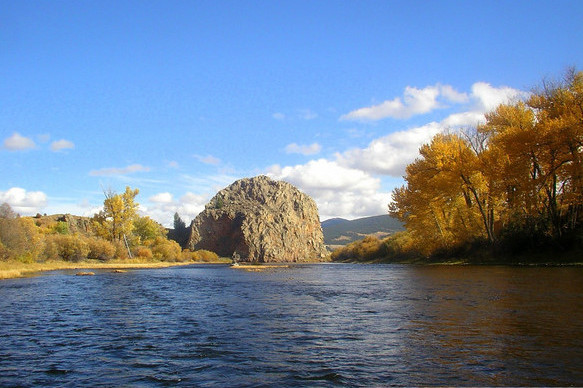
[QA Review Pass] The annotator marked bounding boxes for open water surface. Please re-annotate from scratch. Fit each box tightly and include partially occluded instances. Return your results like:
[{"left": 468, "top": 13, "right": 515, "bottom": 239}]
[{"left": 0, "top": 263, "right": 582, "bottom": 387}]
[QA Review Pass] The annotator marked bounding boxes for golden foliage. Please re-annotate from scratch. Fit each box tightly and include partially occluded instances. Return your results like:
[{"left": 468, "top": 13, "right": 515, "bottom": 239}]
[
  {"left": 389, "top": 69, "right": 583, "bottom": 258},
  {"left": 150, "top": 237, "right": 182, "bottom": 261},
  {"left": 181, "top": 249, "right": 220, "bottom": 262}
]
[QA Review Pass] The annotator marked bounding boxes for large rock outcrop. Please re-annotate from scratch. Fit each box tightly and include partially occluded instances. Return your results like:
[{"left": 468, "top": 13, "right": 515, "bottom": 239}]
[{"left": 187, "top": 175, "right": 327, "bottom": 262}]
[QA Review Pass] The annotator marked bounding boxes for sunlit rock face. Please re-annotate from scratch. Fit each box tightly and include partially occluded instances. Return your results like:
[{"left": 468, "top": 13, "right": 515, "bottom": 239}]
[{"left": 187, "top": 175, "right": 327, "bottom": 262}]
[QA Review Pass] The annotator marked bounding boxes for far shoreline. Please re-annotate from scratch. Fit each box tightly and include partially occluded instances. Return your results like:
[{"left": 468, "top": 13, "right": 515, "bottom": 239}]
[{"left": 0, "top": 259, "right": 231, "bottom": 280}]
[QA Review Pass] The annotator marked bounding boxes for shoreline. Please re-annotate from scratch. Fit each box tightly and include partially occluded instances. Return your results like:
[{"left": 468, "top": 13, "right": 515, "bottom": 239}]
[{"left": 0, "top": 259, "right": 230, "bottom": 280}]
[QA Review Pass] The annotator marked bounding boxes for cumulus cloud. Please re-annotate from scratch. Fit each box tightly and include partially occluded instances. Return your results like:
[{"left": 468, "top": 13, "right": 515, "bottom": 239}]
[
  {"left": 149, "top": 192, "right": 173, "bottom": 203},
  {"left": 264, "top": 82, "right": 527, "bottom": 219},
  {"left": 284, "top": 142, "right": 322, "bottom": 156},
  {"left": 337, "top": 122, "right": 443, "bottom": 176},
  {"left": 471, "top": 82, "right": 529, "bottom": 112},
  {"left": 267, "top": 159, "right": 389, "bottom": 220},
  {"left": 340, "top": 84, "right": 468, "bottom": 121},
  {"left": 3, "top": 132, "right": 36, "bottom": 151},
  {"left": 0, "top": 187, "right": 47, "bottom": 215},
  {"left": 144, "top": 191, "right": 209, "bottom": 227},
  {"left": 50, "top": 139, "right": 75, "bottom": 152},
  {"left": 337, "top": 82, "right": 527, "bottom": 177},
  {"left": 89, "top": 164, "right": 150, "bottom": 177},
  {"left": 194, "top": 154, "right": 221, "bottom": 165},
  {"left": 439, "top": 84, "right": 470, "bottom": 103}
]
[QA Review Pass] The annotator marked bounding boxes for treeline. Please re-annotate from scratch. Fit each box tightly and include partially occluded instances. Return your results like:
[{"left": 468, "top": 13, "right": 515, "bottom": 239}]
[
  {"left": 0, "top": 187, "right": 217, "bottom": 263},
  {"left": 333, "top": 69, "right": 583, "bottom": 263}
]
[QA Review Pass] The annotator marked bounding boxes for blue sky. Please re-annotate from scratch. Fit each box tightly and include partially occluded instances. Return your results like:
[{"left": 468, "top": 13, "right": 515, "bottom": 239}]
[{"left": 2, "top": 0, "right": 583, "bottom": 225}]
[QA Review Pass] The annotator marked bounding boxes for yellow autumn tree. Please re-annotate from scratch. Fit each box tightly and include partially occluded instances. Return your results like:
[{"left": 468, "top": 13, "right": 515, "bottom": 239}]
[
  {"left": 390, "top": 69, "right": 583, "bottom": 259},
  {"left": 93, "top": 187, "right": 139, "bottom": 243},
  {"left": 390, "top": 133, "right": 491, "bottom": 254}
]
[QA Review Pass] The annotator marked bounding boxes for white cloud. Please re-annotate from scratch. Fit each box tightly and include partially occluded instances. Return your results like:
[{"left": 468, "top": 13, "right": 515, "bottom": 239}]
[
  {"left": 340, "top": 84, "right": 468, "bottom": 121},
  {"left": 337, "top": 82, "right": 527, "bottom": 177},
  {"left": 50, "top": 139, "right": 75, "bottom": 152},
  {"left": 194, "top": 154, "right": 221, "bottom": 165},
  {"left": 337, "top": 122, "right": 443, "bottom": 176},
  {"left": 267, "top": 159, "right": 389, "bottom": 220},
  {"left": 0, "top": 187, "right": 47, "bottom": 215},
  {"left": 145, "top": 191, "right": 209, "bottom": 227},
  {"left": 471, "top": 82, "right": 529, "bottom": 112},
  {"left": 441, "top": 111, "right": 485, "bottom": 127},
  {"left": 89, "top": 164, "right": 150, "bottom": 176},
  {"left": 3, "top": 132, "right": 36, "bottom": 151},
  {"left": 178, "top": 192, "right": 208, "bottom": 220},
  {"left": 439, "top": 84, "right": 469, "bottom": 103},
  {"left": 262, "top": 82, "right": 528, "bottom": 219},
  {"left": 284, "top": 142, "right": 322, "bottom": 156},
  {"left": 149, "top": 192, "right": 173, "bottom": 203}
]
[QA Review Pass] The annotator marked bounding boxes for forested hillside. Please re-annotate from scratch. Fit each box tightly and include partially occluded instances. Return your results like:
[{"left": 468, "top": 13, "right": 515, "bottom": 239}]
[{"left": 322, "top": 215, "right": 403, "bottom": 246}]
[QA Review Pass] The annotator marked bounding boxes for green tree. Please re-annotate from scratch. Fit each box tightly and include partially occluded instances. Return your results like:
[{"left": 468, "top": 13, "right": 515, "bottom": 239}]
[
  {"left": 134, "top": 216, "right": 167, "bottom": 244},
  {"left": 173, "top": 212, "right": 186, "bottom": 231}
]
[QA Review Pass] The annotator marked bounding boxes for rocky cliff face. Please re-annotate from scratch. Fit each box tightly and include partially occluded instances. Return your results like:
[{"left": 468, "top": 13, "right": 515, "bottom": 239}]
[{"left": 188, "top": 175, "right": 327, "bottom": 262}]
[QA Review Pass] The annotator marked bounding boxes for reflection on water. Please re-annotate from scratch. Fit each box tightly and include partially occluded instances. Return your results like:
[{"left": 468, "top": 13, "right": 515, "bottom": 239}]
[{"left": 0, "top": 264, "right": 582, "bottom": 386}]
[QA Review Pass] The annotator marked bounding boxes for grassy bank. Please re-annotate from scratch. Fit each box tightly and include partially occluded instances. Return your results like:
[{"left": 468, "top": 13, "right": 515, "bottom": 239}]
[{"left": 0, "top": 258, "right": 231, "bottom": 280}]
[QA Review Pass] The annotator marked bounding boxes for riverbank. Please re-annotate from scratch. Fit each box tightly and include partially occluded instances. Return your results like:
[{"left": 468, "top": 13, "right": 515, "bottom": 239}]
[
  {"left": 0, "top": 258, "right": 231, "bottom": 280},
  {"left": 333, "top": 247, "right": 583, "bottom": 266}
]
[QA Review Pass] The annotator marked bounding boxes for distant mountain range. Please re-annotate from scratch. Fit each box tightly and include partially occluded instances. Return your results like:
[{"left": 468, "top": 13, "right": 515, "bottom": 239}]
[{"left": 321, "top": 214, "right": 404, "bottom": 247}]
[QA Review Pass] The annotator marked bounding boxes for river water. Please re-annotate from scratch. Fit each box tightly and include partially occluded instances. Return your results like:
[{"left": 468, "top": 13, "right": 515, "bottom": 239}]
[{"left": 0, "top": 264, "right": 582, "bottom": 387}]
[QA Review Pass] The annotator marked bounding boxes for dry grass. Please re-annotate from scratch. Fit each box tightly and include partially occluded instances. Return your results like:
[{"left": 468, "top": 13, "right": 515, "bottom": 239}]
[{"left": 0, "top": 259, "right": 227, "bottom": 280}]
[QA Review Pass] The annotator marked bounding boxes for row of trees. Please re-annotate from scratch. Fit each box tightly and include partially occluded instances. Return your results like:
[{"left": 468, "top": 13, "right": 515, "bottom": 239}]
[
  {"left": 387, "top": 69, "right": 583, "bottom": 259},
  {"left": 332, "top": 69, "right": 583, "bottom": 263},
  {"left": 0, "top": 187, "right": 217, "bottom": 263}
]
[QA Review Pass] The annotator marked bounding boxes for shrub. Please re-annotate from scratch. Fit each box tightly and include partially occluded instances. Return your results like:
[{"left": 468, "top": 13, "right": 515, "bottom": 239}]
[
  {"left": 85, "top": 237, "right": 116, "bottom": 261},
  {"left": 194, "top": 249, "right": 219, "bottom": 262},
  {"left": 136, "top": 247, "right": 153, "bottom": 260},
  {"left": 45, "top": 234, "right": 90, "bottom": 262},
  {"left": 0, "top": 217, "right": 43, "bottom": 262},
  {"left": 181, "top": 249, "right": 219, "bottom": 262},
  {"left": 150, "top": 237, "right": 181, "bottom": 261},
  {"left": 53, "top": 221, "right": 70, "bottom": 235},
  {"left": 113, "top": 241, "right": 131, "bottom": 260}
]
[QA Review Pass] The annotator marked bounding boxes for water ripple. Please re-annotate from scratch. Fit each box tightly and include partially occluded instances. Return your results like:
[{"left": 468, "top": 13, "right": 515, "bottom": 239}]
[{"left": 0, "top": 264, "right": 582, "bottom": 386}]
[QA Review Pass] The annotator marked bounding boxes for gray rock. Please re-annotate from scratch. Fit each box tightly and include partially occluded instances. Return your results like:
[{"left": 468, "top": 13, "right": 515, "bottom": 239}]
[{"left": 188, "top": 175, "right": 327, "bottom": 262}]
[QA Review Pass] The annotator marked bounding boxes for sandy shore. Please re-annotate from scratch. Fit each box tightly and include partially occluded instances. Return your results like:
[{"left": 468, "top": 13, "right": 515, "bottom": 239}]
[{"left": 0, "top": 259, "right": 228, "bottom": 280}]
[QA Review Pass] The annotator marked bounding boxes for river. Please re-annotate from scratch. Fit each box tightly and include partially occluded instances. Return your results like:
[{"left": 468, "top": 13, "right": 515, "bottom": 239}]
[{"left": 0, "top": 264, "right": 582, "bottom": 386}]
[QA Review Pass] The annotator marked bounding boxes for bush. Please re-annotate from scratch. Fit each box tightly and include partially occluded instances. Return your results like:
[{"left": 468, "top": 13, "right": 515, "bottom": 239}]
[
  {"left": 181, "top": 249, "right": 219, "bottom": 262},
  {"left": 0, "top": 217, "right": 43, "bottom": 262},
  {"left": 136, "top": 247, "right": 153, "bottom": 260},
  {"left": 331, "top": 232, "right": 421, "bottom": 263},
  {"left": 150, "top": 237, "right": 181, "bottom": 261},
  {"left": 85, "top": 237, "right": 116, "bottom": 261},
  {"left": 113, "top": 241, "right": 131, "bottom": 261},
  {"left": 44, "top": 234, "right": 90, "bottom": 262},
  {"left": 53, "top": 221, "right": 70, "bottom": 235},
  {"left": 331, "top": 236, "right": 383, "bottom": 262}
]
